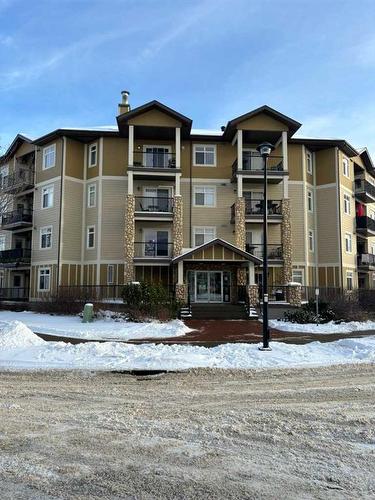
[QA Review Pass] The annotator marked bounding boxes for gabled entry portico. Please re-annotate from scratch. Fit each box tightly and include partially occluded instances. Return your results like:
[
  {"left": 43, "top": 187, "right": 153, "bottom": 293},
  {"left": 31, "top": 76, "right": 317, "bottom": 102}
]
[{"left": 172, "top": 238, "right": 262, "bottom": 304}]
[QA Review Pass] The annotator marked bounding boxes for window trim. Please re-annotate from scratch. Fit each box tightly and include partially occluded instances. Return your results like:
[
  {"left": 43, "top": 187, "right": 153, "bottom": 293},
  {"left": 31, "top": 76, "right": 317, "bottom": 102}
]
[
  {"left": 345, "top": 232, "right": 352, "bottom": 254},
  {"left": 342, "top": 156, "right": 350, "bottom": 178},
  {"left": 39, "top": 225, "right": 53, "bottom": 250},
  {"left": 308, "top": 229, "right": 314, "bottom": 252},
  {"left": 193, "top": 226, "right": 216, "bottom": 247},
  {"left": 107, "top": 264, "right": 115, "bottom": 285},
  {"left": 346, "top": 270, "right": 354, "bottom": 290},
  {"left": 193, "top": 144, "right": 217, "bottom": 167},
  {"left": 41, "top": 184, "right": 54, "bottom": 209},
  {"left": 306, "top": 150, "right": 313, "bottom": 175},
  {"left": 343, "top": 192, "right": 351, "bottom": 215},
  {"left": 0, "top": 235, "right": 6, "bottom": 251},
  {"left": 42, "top": 144, "right": 56, "bottom": 170},
  {"left": 87, "top": 183, "right": 97, "bottom": 208},
  {"left": 307, "top": 189, "right": 314, "bottom": 212},
  {"left": 88, "top": 143, "right": 98, "bottom": 168},
  {"left": 86, "top": 225, "right": 95, "bottom": 249},
  {"left": 38, "top": 267, "right": 51, "bottom": 292},
  {"left": 292, "top": 269, "right": 305, "bottom": 286},
  {"left": 193, "top": 185, "right": 216, "bottom": 207}
]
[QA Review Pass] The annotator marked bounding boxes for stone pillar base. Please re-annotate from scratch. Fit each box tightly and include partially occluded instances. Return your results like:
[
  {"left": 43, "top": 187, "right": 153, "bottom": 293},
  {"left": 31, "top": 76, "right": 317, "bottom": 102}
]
[
  {"left": 124, "top": 194, "right": 135, "bottom": 284},
  {"left": 237, "top": 268, "right": 247, "bottom": 286},
  {"left": 287, "top": 284, "right": 302, "bottom": 306},
  {"left": 175, "top": 284, "right": 188, "bottom": 304},
  {"left": 247, "top": 284, "right": 259, "bottom": 307}
]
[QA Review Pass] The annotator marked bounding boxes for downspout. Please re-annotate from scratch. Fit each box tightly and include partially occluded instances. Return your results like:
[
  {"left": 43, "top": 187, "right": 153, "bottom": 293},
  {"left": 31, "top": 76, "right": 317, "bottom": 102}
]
[
  {"left": 189, "top": 140, "right": 192, "bottom": 248},
  {"left": 56, "top": 137, "right": 65, "bottom": 295},
  {"left": 335, "top": 147, "right": 343, "bottom": 288}
]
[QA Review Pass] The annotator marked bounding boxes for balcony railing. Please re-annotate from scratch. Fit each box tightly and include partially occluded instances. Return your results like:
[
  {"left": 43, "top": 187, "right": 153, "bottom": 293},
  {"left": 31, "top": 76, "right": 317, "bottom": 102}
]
[
  {"left": 0, "top": 287, "right": 29, "bottom": 301},
  {"left": 354, "top": 179, "right": 375, "bottom": 202},
  {"left": 0, "top": 248, "right": 31, "bottom": 265},
  {"left": 232, "top": 153, "right": 284, "bottom": 176},
  {"left": 1, "top": 209, "right": 33, "bottom": 228},
  {"left": 245, "top": 243, "right": 283, "bottom": 259},
  {"left": 245, "top": 199, "right": 282, "bottom": 216},
  {"left": 134, "top": 241, "right": 173, "bottom": 258},
  {"left": 356, "top": 215, "right": 375, "bottom": 234},
  {"left": 357, "top": 253, "right": 375, "bottom": 267},
  {"left": 135, "top": 196, "right": 174, "bottom": 213},
  {"left": 132, "top": 151, "right": 176, "bottom": 169},
  {"left": 1, "top": 168, "right": 34, "bottom": 193}
]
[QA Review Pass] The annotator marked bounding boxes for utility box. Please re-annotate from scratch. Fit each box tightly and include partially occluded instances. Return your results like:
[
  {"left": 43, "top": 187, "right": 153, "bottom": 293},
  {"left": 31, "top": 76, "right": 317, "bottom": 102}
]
[{"left": 82, "top": 303, "right": 94, "bottom": 323}]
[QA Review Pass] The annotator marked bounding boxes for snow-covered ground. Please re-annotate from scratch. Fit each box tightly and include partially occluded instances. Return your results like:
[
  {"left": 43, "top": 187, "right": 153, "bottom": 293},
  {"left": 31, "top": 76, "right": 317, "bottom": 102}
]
[
  {"left": 0, "top": 311, "right": 190, "bottom": 340},
  {"left": 270, "top": 319, "right": 375, "bottom": 334},
  {"left": 0, "top": 320, "right": 374, "bottom": 371}
]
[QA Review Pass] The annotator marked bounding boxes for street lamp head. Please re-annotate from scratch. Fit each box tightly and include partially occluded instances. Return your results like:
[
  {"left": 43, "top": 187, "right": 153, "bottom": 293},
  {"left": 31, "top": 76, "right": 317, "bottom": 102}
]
[{"left": 257, "top": 142, "right": 275, "bottom": 158}]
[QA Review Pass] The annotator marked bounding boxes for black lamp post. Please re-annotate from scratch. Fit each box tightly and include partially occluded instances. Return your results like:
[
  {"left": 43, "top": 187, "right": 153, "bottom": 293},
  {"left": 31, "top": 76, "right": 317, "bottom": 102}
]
[{"left": 257, "top": 142, "right": 275, "bottom": 351}]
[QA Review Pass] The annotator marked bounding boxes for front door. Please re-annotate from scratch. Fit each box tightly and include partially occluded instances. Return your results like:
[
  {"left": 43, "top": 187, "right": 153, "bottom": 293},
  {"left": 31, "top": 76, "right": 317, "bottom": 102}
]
[{"left": 195, "top": 271, "right": 223, "bottom": 302}]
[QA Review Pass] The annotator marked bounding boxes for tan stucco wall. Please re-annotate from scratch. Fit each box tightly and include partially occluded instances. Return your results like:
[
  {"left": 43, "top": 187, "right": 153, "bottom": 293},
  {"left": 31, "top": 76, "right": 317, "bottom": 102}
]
[
  {"left": 128, "top": 109, "right": 182, "bottom": 128},
  {"left": 237, "top": 113, "right": 288, "bottom": 132},
  {"left": 65, "top": 138, "right": 84, "bottom": 179}
]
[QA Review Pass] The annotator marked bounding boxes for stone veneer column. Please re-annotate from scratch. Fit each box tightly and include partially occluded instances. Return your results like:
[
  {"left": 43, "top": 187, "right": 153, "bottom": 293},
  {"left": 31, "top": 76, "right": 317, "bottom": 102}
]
[
  {"left": 234, "top": 198, "right": 247, "bottom": 286},
  {"left": 247, "top": 284, "right": 259, "bottom": 307},
  {"left": 175, "top": 284, "right": 187, "bottom": 303},
  {"left": 124, "top": 194, "right": 135, "bottom": 283},
  {"left": 287, "top": 284, "right": 302, "bottom": 306},
  {"left": 281, "top": 199, "right": 292, "bottom": 284},
  {"left": 173, "top": 195, "right": 183, "bottom": 257}
]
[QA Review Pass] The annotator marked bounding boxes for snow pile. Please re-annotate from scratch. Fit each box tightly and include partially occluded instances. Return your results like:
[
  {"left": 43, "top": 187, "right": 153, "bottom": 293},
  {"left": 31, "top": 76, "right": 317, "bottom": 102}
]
[
  {"left": 0, "top": 311, "right": 190, "bottom": 341},
  {"left": 270, "top": 319, "right": 375, "bottom": 334},
  {"left": 0, "top": 320, "right": 374, "bottom": 371},
  {"left": 0, "top": 321, "right": 45, "bottom": 349}
]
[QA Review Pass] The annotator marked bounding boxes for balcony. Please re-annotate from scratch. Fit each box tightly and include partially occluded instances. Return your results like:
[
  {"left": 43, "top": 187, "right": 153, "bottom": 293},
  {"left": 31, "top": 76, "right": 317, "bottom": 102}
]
[
  {"left": 0, "top": 287, "right": 29, "bottom": 301},
  {"left": 232, "top": 153, "right": 286, "bottom": 184},
  {"left": 134, "top": 241, "right": 173, "bottom": 261},
  {"left": 357, "top": 253, "right": 375, "bottom": 269},
  {"left": 134, "top": 196, "right": 174, "bottom": 220},
  {"left": 354, "top": 178, "right": 375, "bottom": 203},
  {"left": 1, "top": 209, "right": 33, "bottom": 230},
  {"left": 1, "top": 168, "right": 34, "bottom": 195},
  {"left": 231, "top": 200, "right": 282, "bottom": 223},
  {"left": 0, "top": 248, "right": 31, "bottom": 267},
  {"left": 245, "top": 243, "right": 283, "bottom": 260},
  {"left": 356, "top": 215, "right": 375, "bottom": 236},
  {"left": 128, "top": 151, "right": 180, "bottom": 180}
]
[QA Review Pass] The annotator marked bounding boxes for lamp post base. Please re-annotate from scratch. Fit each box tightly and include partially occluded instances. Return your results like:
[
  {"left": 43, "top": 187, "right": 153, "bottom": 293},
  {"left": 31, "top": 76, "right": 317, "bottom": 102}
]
[{"left": 258, "top": 346, "right": 272, "bottom": 351}]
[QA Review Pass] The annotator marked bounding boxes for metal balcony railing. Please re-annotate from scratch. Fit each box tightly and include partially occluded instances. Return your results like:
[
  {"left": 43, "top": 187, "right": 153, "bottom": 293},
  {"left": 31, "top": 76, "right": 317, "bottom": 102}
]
[
  {"left": 0, "top": 168, "right": 34, "bottom": 193},
  {"left": 232, "top": 153, "right": 284, "bottom": 175},
  {"left": 354, "top": 179, "right": 375, "bottom": 201},
  {"left": 245, "top": 199, "right": 282, "bottom": 216},
  {"left": 245, "top": 243, "right": 283, "bottom": 259},
  {"left": 1, "top": 209, "right": 33, "bottom": 228},
  {"left": 0, "top": 248, "right": 31, "bottom": 264},
  {"left": 356, "top": 215, "right": 375, "bottom": 233},
  {"left": 132, "top": 151, "right": 176, "bottom": 169},
  {"left": 135, "top": 196, "right": 174, "bottom": 213},
  {"left": 0, "top": 287, "right": 29, "bottom": 301},
  {"left": 357, "top": 253, "right": 375, "bottom": 267},
  {"left": 134, "top": 241, "right": 173, "bottom": 258}
]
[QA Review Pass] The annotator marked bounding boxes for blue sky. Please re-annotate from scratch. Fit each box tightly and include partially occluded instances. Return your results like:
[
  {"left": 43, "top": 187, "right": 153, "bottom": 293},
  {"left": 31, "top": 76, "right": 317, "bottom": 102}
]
[{"left": 1, "top": 0, "right": 375, "bottom": 156}]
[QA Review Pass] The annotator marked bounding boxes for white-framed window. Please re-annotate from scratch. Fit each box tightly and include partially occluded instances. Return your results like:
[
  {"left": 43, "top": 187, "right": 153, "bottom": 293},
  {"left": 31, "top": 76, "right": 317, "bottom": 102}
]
[
  {"left": 371, "top": 244, "right": 375, "bottom": 255},
  {"left": 345, "top": 233, "right": 352, "bottom": 253},
  {"left": 38, "top": 267, "right": 51, "bottom": 291},
  {"left": 89, "top": 143, "right": 97, "bottom": 168},
  {"left": 41, "top": 184, "right": 54, "bottom": 209},
  {"left": 43, "top": 144, "right": 56, "bottom": 170},
  {"left": 307, "top": 190, "right": 313, "bottom": 212},
  {"left": 346, "top": 271, "right": 353, "bottom": 290},
  {"left": 342, "top": 157, "right": 350, "bottom": 178},
  {"left": 306, "top": 150, "right": 313, "bottom": 175},
  {"left": 40, "top": 226, "right": 52, "bottom": 249},
  {"left": 308, "top": 230, "right": 314, "bottom": 252},
  {"left": 0, "top": 235, "right": 5, "bottom": 251},
  {"left": 193, "top": 226, "right": 216, "bottom": 247},
  {"left": 0, "top": 165, "right": 9, "bottom": 189},
  {"left": 87, "top": 184, "right": 96, "bottom": 208},
  {"left": 193, "top": 186, "right": 216, "bottom": 207},
  {"left": 87, "top": 225, "right": 95, "bottom": 249},
  {"left": 107, "top": 264, "right": 115, "bottom": 284},
  {"left": 343, "top": 193, "right": 351, "bottom": 215},
  {"left": 292, "top": 269, "right": 305, "bottom": 285},
  {"left": 193, "top": 144, "right": 217, "bottom": 167}
]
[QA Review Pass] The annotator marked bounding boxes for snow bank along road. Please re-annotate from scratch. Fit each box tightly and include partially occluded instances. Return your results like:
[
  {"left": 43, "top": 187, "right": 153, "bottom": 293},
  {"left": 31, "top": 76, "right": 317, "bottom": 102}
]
[{"left": 0, "top": 365, "right": 374, "bottom": 499}]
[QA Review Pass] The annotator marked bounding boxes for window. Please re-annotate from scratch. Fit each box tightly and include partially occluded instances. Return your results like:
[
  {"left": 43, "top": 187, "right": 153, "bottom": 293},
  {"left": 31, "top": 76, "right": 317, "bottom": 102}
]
[
  {"left": 346, "top": 271, "right": 353, "bottom": 290},
  {"left": 193, "top": 144, "right": 216, "bottom": 166},
  {"left": 0, "top": 165, "right": 9, "bottom": 189},
  {"left": 0, "top": 235, "right": 5, "bottom": 251},
  {"left": 43, "top": 144, "right": 56, "bottom": 170},
  {"left": 0, "top": 270, "right": 4, "bottom": 289},
  {"left": 13, "top": 275, "right": 21, "bottom": 287},
  {"left": 194, "top": 186, "right": 216, "bottom": 207},
  {"left": 89, "top": 143, "right": 97, "bottom": 167},
  {"left": 307, "top": 190, "right": 313, "bottom": 212},
  {"left": 371, "top": 244, "right": 375, "bottom": 255},
  {"left": 107, "top": 265, "right": 115, "bottom": 284},
  {"left": 308, "top": 230, "right": 314, "bottom": 252},
  {"left": 40, "top": 226, "right": 52, "bottom": 249},
  {"left": 292, "top": 269, "right": 305, "bottom": 285},
  {"left": 42, "top": 185, "right": 54, "bottom": 209},
  {"left": 343, "top": 157, "right": 350, "bottom": 178},
  {"left": 87, "top": 184, "right": 96, "bottom": 208},
  {"left": 143, "top": 146, "right": 172, "bottom": 168},
  {"left": 343, "top": 193, "right": 351, "bottom": 215},
  {"left": 306, "top": 151, "right": 313, "bottom": 175},
  {"left": 345, "top": 233, "right": 352, "bottom": 253},
  {"left": 87, "top": 226, "right": 95, "bottom": 249},
  {"left": 193, "top": 227, "right": 216, "bottom": 247},
  {"left": 38, "top": 267, "right": 51, "bottom": 291}
]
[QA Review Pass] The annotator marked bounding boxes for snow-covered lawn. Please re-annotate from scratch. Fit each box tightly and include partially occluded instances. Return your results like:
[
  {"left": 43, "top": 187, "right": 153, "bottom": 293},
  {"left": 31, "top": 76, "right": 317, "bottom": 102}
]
[
  {"left": 270, "top": 319, "right": 375, "bottom": 334},
  {"left": 0, "top": 320, "right": 374, "bottom": 371},
  {"left": 0, "top": 311, "right": 190, "bottom": 341}
]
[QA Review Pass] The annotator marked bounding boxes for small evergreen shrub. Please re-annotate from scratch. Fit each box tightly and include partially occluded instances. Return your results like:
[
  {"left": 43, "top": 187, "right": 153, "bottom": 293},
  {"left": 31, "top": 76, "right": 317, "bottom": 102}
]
[
  {"left": 283, "top": 297, "right": 368, "bottom": 324},
  {"left": 121, "top": 282, "right": 179, "bottom": 321}
]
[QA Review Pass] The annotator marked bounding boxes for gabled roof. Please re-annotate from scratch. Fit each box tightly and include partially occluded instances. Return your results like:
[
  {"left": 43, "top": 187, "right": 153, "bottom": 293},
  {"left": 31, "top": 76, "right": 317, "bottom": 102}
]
[
  {"left": 117, "top": 100, "right": 192, "bottom": 128},
  {"left": 33, "top": 128, "right": 119, "bottom": 146},
  {"left": 172, "top": 238, "right": 262, "bottom": 264},
  {"left": 290, "top": 137, "right": 358, "bottom": 157},
  {"left": 0, "top": 134, "right": 33, "bottom": 164},
  {"left": 357, "top": 147, "right": 375, "bottom": 174},
  {"left": 223, "top": 105, "right": 301, "bottom": 139}
]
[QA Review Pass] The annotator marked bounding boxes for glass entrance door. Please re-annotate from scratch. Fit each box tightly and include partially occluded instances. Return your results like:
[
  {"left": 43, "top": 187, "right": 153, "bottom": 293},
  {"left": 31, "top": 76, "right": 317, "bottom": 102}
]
[{"left": 195, "top": 271, "right": 223, "bottom": 302}]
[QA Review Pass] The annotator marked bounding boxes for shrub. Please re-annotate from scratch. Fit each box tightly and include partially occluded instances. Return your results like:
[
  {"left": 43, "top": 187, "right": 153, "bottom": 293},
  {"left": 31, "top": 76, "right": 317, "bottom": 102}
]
[{"left": 121, "top": 282, "right": 179, "bottom": 321}]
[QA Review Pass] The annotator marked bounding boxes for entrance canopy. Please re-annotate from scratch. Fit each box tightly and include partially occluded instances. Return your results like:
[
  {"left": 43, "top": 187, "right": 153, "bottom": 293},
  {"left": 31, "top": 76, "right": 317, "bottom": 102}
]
[{"left": 172, "top": 238, "right": 262, "bottom": 264}]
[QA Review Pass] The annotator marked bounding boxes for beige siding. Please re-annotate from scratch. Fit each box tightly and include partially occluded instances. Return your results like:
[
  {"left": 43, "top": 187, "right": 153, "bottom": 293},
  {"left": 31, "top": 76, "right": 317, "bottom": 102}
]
[
  {"left": 61, "top": 179, "right": 83, "bottom": 261},
  {"left": 316, "top": 186, "right": 340, "bottom": 264},
  {"left": 289, "top": 184, "right": 305, "bottom": 262},
  {"left": 101, "top": 179, "right": 127, "bottom": 260}
]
